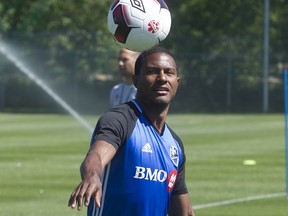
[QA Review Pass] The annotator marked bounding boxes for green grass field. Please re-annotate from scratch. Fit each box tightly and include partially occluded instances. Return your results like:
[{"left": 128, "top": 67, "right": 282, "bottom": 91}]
[{"left": 0, "top": 113, "right": 287, "bottom": 216}]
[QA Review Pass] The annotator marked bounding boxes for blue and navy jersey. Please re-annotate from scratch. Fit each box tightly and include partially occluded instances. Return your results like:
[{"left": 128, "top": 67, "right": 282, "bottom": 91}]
[{"left": 88, "top": 100, "right": 188, "bottom": 216}]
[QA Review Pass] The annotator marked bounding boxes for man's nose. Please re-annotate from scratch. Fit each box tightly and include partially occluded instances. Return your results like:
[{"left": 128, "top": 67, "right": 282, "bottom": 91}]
[{"left": 157, "top": 70, "right": 167, "bottom": 81}]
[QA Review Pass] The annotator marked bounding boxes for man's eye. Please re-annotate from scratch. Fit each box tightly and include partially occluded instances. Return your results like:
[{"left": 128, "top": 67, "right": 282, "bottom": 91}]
[
  {"left": 147, "top": 68, "right": 157, "bottom": 74},
  {"left": 165, "top": 69, "right": 174, "bottom": 75}
]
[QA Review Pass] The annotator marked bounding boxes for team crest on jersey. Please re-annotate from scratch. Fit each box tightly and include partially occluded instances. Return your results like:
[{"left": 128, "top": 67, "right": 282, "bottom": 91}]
[{"left": 170, "top": 146, "right": 179, "bottom": 166}]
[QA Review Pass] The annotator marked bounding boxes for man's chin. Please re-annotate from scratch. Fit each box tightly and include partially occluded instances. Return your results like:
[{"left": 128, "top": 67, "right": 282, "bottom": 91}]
[{"left": 152, "top": 97, "right": 171, "bottom": 107}]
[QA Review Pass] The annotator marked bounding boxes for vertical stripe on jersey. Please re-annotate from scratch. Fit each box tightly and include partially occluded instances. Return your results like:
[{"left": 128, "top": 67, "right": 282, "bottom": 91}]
[{"left": 93, "top": 163, "right": 111, "bottom": 216}]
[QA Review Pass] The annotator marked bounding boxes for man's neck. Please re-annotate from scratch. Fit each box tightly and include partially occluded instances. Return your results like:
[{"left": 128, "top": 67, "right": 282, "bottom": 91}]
[
  {"left": 136, "top": 98, "right": 169, "bottom": 134},
  {"left": 123, "top": 77, "right": 133, "bottom": 85}
]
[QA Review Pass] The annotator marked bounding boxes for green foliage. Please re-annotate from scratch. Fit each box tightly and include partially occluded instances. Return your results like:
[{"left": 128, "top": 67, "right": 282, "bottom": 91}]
[
  {"left": 1, "top": 0, "right": 287, "bottom": 74},
  {"left": 0, "top": 0, "right": 118, "bottom": 80},
  {"left": 0, "top": 0, "right": 287, "bottom": 113},
  {"left": 0, "top": 0, "right": 110, "bottom": 33}
]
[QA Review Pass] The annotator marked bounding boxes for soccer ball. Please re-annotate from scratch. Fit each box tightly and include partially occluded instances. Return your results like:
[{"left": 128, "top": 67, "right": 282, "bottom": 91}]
[{"left": 107, "top": 0, "right": 171, "bottom": 51}]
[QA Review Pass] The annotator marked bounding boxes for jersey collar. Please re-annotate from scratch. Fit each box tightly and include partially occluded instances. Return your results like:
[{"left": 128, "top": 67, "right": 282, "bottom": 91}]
[{"left": 131, "top": 99, "right": 143, "bottom": 113}]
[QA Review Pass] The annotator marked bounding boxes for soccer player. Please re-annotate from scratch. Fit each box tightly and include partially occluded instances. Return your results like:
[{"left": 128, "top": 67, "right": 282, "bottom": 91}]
[
  {"left": 109, "top": 48, "right": 140, "bottom": 107},
  {"left": 68, "top": 47, "right": 196, "bottom": 216}
]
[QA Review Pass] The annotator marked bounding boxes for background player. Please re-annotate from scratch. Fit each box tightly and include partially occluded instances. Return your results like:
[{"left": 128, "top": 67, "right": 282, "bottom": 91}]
[{"left": 109, "top": 48, "right": 140, "bottom": 106}]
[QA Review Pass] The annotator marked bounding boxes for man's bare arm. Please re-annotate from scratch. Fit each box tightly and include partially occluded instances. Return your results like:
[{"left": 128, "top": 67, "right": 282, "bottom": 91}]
[{"left": 68, "top": 140, "right": 116, "bottom": 210}]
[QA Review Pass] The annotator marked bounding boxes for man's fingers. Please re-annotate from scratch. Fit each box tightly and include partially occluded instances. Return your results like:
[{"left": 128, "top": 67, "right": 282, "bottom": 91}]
[
  {"left": 68, "top": 183, "right": 88, "bottom": 210},
  {"left": 84, "top": 183, "right": 101, "bottom": 207},
  {"left": 68, "top": 181, "right": 102, "bottom": 210},
  {"left": 68, "top": 190, "right": 78, "bottom": 208},
  {"left": 94, "top": 187, "right": 102, "bottom": 208},
  {"left": 83, "top": 189, "right": 92, "bottom": 207},
  {"left": 76, "top": 182, "right": 90, "bottom": 210},
  {"left": 77, "top": 193, "right": 85, "bottom": 210}
]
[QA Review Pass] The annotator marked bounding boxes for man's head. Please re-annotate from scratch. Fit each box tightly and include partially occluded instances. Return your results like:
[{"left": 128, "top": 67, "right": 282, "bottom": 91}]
[
  {"left": 133, "top": 47, "right": 180, "bottom": 108},
  {"left": 118, "top": 48, "right": 140, "bottom": 83}
]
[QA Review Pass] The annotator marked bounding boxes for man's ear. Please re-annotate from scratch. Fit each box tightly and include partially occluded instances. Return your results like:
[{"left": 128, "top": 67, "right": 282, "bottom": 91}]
[{"left": 132, "top": 74, "right": 138, "bottom": 88}]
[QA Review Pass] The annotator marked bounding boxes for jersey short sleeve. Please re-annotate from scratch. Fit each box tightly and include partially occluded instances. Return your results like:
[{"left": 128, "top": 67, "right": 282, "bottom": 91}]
[
  {"left": 90, "top": 102, "right": 139, "bottom": 150},
  {"left": 168, "top": 126, "right": 188, "bottom": 195}
]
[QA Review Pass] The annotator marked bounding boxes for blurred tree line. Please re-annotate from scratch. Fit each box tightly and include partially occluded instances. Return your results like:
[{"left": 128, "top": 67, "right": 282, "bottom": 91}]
[{"left": 0, "top": 0, "right": 287, "bottom": 113}]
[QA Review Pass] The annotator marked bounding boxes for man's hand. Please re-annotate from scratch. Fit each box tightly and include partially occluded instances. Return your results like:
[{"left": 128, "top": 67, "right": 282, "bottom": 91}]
[
  {"left": 68, "top": 140, "right": 117, "bottom": 210},
  {"left": 68, "top": 175, "right": 102, "bottom": 210}
]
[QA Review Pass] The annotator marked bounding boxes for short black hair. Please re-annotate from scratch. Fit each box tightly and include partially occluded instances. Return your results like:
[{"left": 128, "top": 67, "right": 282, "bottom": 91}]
[{"left": 134, "top": 47, "right": 175, "bottom": 76}]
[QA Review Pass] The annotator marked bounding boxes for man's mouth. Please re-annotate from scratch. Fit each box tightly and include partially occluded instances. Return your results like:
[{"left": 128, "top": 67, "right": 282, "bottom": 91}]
[{"left": 154, "top": 87, "right": 169, "bottom": 94}]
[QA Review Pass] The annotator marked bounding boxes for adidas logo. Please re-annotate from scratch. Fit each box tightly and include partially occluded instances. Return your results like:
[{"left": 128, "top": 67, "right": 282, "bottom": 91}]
[{"left": 142, "top": 143, "right": 152, "bottom": 153}]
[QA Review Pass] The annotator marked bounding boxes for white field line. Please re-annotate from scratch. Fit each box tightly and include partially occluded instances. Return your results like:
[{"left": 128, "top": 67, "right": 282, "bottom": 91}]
[{"left": 193, "top": 192, "right": 286, "bottom": 210}]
